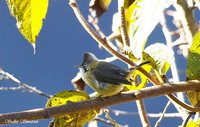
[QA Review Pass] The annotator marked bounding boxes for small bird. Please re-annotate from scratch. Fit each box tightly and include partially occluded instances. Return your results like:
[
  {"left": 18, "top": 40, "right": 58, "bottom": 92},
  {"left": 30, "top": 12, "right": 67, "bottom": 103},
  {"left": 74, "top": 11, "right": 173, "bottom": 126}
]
[{"left": 77, "top": 52, "right": 133, "bottom": 97}]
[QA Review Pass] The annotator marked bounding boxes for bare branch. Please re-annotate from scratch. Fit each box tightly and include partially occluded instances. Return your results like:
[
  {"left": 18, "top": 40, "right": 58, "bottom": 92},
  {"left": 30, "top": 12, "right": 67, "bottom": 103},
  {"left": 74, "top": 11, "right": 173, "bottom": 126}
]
[
  {"left": 110, "top": 109, "right": 182, "bottom": 118},
  {"left": 0, "top": 69, "right": 51, "bottom": 98},
  {"left": 94, "top": 117, "right": 116, "bottom": 127},
  {"left": 104, "top": 109, "right": 120, "bottom": 127},
  {"left": 136, "top": 100, "right": 150, "bottom": 127},
  {"left": 0, "top": 80, "right": 200, "bottom": 125},
  {"left": 0, "top": 86, "right": 22, "bottom": 91},
  {"left": 154, "top": 101, "right": 171, "bottom": 127},
  {"left": 119, "top": 7, "right": 130, "bottom": 47},
  {"left": 88, "top": 15, "right": 106, "bottom": 39},
  {"left": 94, "top": 117, "right": 128, "bottom": 127},
  {"left": 88, "top": 15, "right": 118, "bottom": 50}
]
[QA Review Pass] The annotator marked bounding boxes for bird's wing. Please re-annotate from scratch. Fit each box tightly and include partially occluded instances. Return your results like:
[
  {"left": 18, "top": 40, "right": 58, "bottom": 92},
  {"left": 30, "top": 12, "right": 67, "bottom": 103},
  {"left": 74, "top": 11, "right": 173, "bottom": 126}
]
[{"left": 91, "top": 62, "right": 131, "bottom": 85}]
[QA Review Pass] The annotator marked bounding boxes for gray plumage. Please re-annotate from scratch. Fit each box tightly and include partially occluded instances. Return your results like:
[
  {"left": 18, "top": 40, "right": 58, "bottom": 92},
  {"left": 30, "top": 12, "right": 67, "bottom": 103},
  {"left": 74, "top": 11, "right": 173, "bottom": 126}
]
[{"left": 78, "top": 52, "right": 131, "bottom": 96}]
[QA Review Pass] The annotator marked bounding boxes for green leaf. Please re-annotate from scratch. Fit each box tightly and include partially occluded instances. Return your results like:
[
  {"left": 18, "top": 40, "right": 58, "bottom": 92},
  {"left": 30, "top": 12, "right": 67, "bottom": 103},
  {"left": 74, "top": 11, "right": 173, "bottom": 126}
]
[
  {"left": 6, "top": 0, "right": 48, "bottom": 49},
  {"left": 126, "top": 0, "right": 173, "bottom": 58},
  {"left": 186, "top": 91, "right": 200, "bottom": 107},
  {"left": 187, "top": 31, "right": 200, "bottom": 80},
  {"left": 46, "top": 91, "right": 99, "bottom": 127},
  {"left": 186, "top": 31, "right": 200, "bottom": 107}
]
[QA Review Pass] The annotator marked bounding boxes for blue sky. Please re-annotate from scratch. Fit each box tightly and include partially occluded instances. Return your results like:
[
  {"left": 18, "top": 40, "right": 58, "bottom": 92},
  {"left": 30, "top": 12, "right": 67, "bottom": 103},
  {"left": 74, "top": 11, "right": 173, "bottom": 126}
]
[{"left": 0, "top": 0, "right": 192, "bottom": 127}]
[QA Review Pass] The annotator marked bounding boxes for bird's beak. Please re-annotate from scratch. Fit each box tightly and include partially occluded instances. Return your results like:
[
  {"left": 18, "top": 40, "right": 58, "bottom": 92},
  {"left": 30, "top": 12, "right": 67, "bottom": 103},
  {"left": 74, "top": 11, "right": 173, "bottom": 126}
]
[{"left": 74, "top": 64, "right": 82, "bottom": 68}]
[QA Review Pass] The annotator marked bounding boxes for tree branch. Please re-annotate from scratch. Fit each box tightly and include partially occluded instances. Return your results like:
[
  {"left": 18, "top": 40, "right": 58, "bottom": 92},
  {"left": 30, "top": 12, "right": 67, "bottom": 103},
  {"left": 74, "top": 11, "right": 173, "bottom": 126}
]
[
  {"left": 0, "top": 80, "right": 200, "bottom": 125},
  {"left": 136, "top": 100, "right": 150, "bottom": 127},
  {"left": 119, "top": 7, "right": 130, "bottom": 47}
]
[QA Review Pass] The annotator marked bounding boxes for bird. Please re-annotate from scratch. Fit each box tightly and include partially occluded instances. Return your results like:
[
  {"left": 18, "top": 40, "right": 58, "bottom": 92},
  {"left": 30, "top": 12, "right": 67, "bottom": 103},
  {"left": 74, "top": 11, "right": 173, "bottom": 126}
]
[{"left": 77, "top": 52, "right": 134, "bottom": 97}]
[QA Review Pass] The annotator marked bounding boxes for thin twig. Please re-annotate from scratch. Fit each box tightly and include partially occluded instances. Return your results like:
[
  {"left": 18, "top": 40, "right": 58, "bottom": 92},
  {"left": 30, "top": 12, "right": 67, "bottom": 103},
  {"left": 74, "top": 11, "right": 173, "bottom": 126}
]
[
  {"left": 88, "top": 15, "right": 118, "bottom": 50},
  {"left": 94, "top": 117, "right": 115, "bottom": 126},
  {"left": 119, "top": 7, "right": 130, "bottom": 47},
  {"left": 68, "top": 0, "right": 200, "bottom": 112},
  {"left": 107, "top": 32, "right": 120, "bottom": 42},
  {"left": 0, "top": 86, "right": 22, "bottom": 91},
  {"left": 181, "top": 113, "right": 193, "bottom": 127},
  {"left": 165, "top": 9, "right": 190, "bottom": 57},
  {"left": 173, "top": 0, "right": 197, "bottom": 45},
  {"left": 136, "top": 100, "right": 150, "bottom": 127},
  {"left": 154, "top": 101, "right": 171, "bottom": 127},
  {"left": 94, "top": 117, "right": 128, "bottom": 127},
  {"left": 0, "top": 69, "right": 51, "bottom": 98},
  {"left": 104, "top": 109, "right": 120, "bottom": 127},
  {"left": 88, "top": 15, "right": 106, "bottom": 39},
  {"left": 0, "top": 80, "right": 200, "bottom": 124},
  {"left": 110, "top": 109, "right": 182, "bottom": 118}
]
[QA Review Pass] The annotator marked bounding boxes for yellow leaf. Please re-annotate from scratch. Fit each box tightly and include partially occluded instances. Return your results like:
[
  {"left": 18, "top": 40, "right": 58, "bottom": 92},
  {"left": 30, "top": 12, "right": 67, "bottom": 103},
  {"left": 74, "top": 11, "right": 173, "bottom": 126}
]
[
  {"left": 6, "top": 0, "right": 48, "bottom": 48},
  {"left": 187, "top": 91, "right": 200, "bottom": 107},
  {"left": 186, "top": 119, "right": 200, "bottom": 127},
  {"left": 46, "top": 91, "right": 99, "bottom": 127},
  {"left": 124, "top": 63, "right": 152, "bottom": 90}
]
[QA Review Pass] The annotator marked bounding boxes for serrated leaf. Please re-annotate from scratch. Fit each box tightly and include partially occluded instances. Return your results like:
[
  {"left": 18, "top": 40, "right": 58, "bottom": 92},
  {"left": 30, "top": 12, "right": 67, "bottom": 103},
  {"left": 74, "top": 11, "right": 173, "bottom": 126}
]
[
  {"left": 121, "top": 49, "right": 139, "bottom": 62},
  {"left": 142, "top": 51, "right": 157, "bottom": 68},
  {"left": 186, "top": 31, "right": 200, "bottom": 107},
  {"left": 6, "top": 0, "right": 48, "bottom": 48},
  {"left": 187, "top": 91, "right": 200, "bottom": 107},
  {"left": 46, "top": 91, "right": 99, "bottom": 127},
  {"left": 126, "top": 0, "right": 173, "bottom": 58},
  {"left": 144, "top": 43, "right": 173, "bottom": 75},
  {"left": 187, "top": 31, "right": 200, "bottom": 80},
  {"left": 186, "top": 119, "right": 200, "bottom": 127}
]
